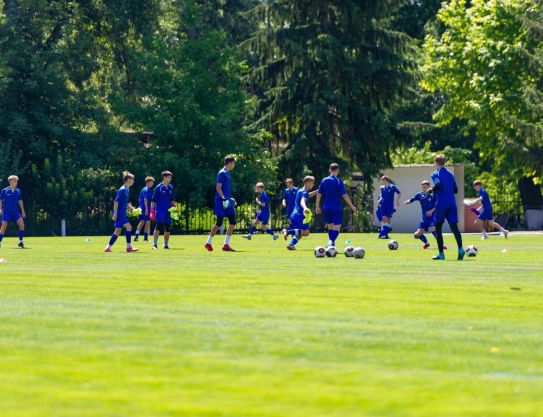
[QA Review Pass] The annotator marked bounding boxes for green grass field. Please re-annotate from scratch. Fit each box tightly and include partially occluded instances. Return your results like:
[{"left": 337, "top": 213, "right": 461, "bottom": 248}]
[{"left": 0, "top": 233, "right": 542, "bottom": 417}]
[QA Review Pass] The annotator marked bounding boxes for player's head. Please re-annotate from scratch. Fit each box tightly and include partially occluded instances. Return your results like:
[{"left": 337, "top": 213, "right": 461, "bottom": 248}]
[
  {"left": 255, "top": 182, "right": 265, "bottom": 192},
  {"left": 7, "top": 175, "right": 18, "bottom": 187},
  {"left": 473, "top": 180, "right": 482, "bottom": 191},
  {"left": 162, "top": 170, "right": 173, "bottom": 185},
  {"left": 421, "top": 180, "right": 430, "bottom": 192},
  {"left": 145, "top": 176, "right": 155, "bottom": 187},
  {"left": 224, "top": 155, "right": 236, "bottom": 171},
  {"left": 285, "top": 178, "right": 294, "bottom": 188},
  {"left": 329, "top": 163, "right": 340, "bottom": 176},
  {"left": 123, "top": 171, "right": 135, "bottom": 187},
  {"left": 303, "top": 175, "right": 315, "bottom": 190},
  {"left": 435, "top": 154, "right": 447, "bottom": 167},
  {"left": 380, "top": 175, "right": 391, "bottom": 185}
]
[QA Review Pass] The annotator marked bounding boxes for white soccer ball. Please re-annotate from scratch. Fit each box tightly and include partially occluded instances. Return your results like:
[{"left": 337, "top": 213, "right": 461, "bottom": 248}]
[
  {"left": 344, "top": 246, "right": 355, "bottom": 257},
  {"left": 353, "top": 247, "right": 365, "bottom": 259},
  {"left": 325, "top": 246, "right": 338, "bottom": 257},
  {"left": 388, "top": 240, "right": 399, "bottom": 250},
  {"left": 466, "top": 245, "right": 478, "bottom": 257},
  {"left": 314, "top": 246, "right": 326, "bottom": 258}
]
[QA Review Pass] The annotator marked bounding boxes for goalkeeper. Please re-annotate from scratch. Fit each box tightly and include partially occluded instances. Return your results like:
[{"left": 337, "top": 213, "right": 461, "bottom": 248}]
[{"left": 282, "top": 176, "right": 315, "bottom": 250}]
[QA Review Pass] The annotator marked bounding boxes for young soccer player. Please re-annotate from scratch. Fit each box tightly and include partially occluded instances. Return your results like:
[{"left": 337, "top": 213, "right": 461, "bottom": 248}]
[
  {"left": 242, "top": 182, "right": 279, "bottom": 240},
  {"left": 134, "top": 176, "right": 155, "bottom": 242},
  {"left": 430, "top": 155, "right": 465, "bottom": 260},
  {"left": 315, "top": 163, "right": 357, "bottom": 247},
  {"left": 0, "top": 175, "right": 27, "bottom": 249},
  {"left": 404, "top": 180, "right": 437, "bottom": 249},
  {"left": 377, "top": 175, "right": 401, "bottom": 239},
  {"left": 205, "top": 156, "right": 237, "bottom": 252},
  {"left": 282, "top": 176, "right": 315, "bottom": 250},
  {"left": 466, "top": 180, "right": 509, "bottom": 239},
  {"left": 104, "top": 171, "right": 138, "bottom": 253},
  {"left": 282, "top": 178, "right": 298, "bottom": 221},
  {"left": 151, "top": 171, "right": 175, "bottom": 249}
]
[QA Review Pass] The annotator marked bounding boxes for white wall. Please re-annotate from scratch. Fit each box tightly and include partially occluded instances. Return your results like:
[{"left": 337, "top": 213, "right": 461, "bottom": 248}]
[{"left": 373, "top": 165, "right": 465, "bottom": 233}]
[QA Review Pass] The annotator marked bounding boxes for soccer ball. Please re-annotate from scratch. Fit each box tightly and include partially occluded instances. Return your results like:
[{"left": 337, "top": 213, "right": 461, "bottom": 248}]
[
  {"left": 314, "top": 246, "right": 326, "bottom": 258},
  {"left": 353, "top": 247, "right": 365, "bottom": 259},
  {"left": 344, "top": 246, "right": 355, "bottom": 257},
  {"left": 325, "top": 246, "right": 338, "bottom": 257},
  {"left": 466, "top": 245, "right": 478, "bottom": 257},
  {"left": 388, "top": 240, "right": 399, "bottom": 250}
]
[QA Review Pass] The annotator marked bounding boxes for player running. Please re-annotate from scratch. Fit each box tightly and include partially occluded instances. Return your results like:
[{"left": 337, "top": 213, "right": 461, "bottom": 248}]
[
  {"left": 205, "top": 156, "right": 237, "bottom": 252},
  {"left": 282, "top": 178, "right": 298, "bottom": 222},
  {"left": 404, "top": 180, "right": 437, "bottom": 249},
  {"left": 282, "top": 176, "right": 315, "bottom": 250},
  {"left": 151, "top": 171, "right": 176, "bottom": 249},
  {"left": 243, "top": 182, "right": 278, "bottom": 240},
  {"left": 134, "top": 176, "right": 155, "bottom": 242},
  {"left": 377, "top": 175, "right": 401, "bottom": 239},
  {"left": 466, "top": 180, "right": 509, "bottom": 239},
  {"left": 104, "top": 171, "right": 138, "bottom": 253},
  {"left": 0, "top": 175, "right": 27, "bottom": 249},
  {"left": 430, "top": 155, "right": 465, "bottom": 260},
  {"left": 315, "top": 163, "right": 356, "bottom": 247}
]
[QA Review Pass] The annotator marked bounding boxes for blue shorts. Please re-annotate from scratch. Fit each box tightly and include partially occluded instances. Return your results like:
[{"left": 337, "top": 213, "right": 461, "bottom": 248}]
[
  {"left": 156, "top": 210, "right": 171, "bottom": 224},
  {"left": 419, "top": 217, "right": 435, "bottom": 231},
  {"left": 138, "top": 213, "right": 150, "bottom": 221},
  {"left": 213, "top": 199, "right": 235, "bottom": 217},
  {"left": 376, "top": 206, "right": 382, "bottom": 222},
  {"left": 1, "top": 212, "right": 21, "bottom": 223},
  {"left": 323, "top": 209, "right": 342, "bottom": 225},
  {"left": 290, "top": 213, "right": 310, "bottom": 231},
  {"left": 478, "top": 209, "right": 494, "bottom": 221},
  {"left": 256, "top": 211, "right": 270, "bottom": 225},
  {"left": 434, "top": 202, "right": 458, "bottom": 224},
  {"left": 380, "top": 207, "right": 396, "bottom": 218},
  {"left": 114, "top": 215, "right": 130, "bottom": 228}
]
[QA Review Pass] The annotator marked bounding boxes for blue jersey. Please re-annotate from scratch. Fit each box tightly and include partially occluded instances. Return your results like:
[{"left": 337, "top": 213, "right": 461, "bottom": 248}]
[
  {"left": 318, "top": 176, "right": 347, "bottom": 211},
  {"left": 152, "top": 183, "right": 174, "bottom": 213},
  {"left": 215, "top": 168, "right": 231, "bottom": 201},
  {"left": 0, "top": 187, "right": 22, "bottom": 214},
  {"left": 259, "top": 192, "right": 270, "bottom": 214},
  {"left": 431, "top": 167, "right": 458, "bottom": 206},
  {"left": 139, "top": 186, "right": 152, "bottom": 209},
  {"left": 410, "top": 191, "right": 436, "bottom": 219},
  {"left": 478, "top": 188, "right": 492, "bottom": 212},
  {"left": 380, "top": 184, "right": 400, "bottom": 210},
  {"left": 283, "top": 187, "right": 298, "bottom": 214},
  {"left": 115, "top": 185, "right": 130, "bottom": 215},
  {"left": 292, "top": 188, "right": 310, "bottom": 216}
]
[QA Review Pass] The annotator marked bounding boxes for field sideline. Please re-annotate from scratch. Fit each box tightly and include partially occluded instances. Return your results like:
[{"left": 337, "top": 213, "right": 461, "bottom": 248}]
[{"left": 1, "top": 233, "right": 542, "bottom": 417}]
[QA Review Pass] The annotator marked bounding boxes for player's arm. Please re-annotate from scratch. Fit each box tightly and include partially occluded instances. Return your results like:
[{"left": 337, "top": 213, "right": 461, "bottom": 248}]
[
  {"left": 282, "top": 198, "right": 287, "bottom": 208},
  {"left": 315, "top": 192, "right": 322, "bottom": 214},
  {"left": 453, "top": 181, "right": 459, "bottom": 194},
  {"left": 127, "top": 202, "right": 135, "bottom": 212},
  {"left": 426, "top": 208, "right": 435, "bottom": 217},
  {"left": 308, "top": 190, "right": 318, "bottom": 198},
  {"left": 144, "top": 198, "right": 149, "bottom": 215},
  {"left": 18, "top": 199, "right": 26, "bottom": 219},
  {"left": 112, "top": 200, "right": 119, "bottom": 221},
  {"left": 0, "top": 197, "right": 3, "bottom": 215},
  {"left": 465, "top": 197, "right": 482, "bottom": 207},
  {"left": 216, "top": 182, "right": 226, "bottom": 200},
  {"left": 342, "top": 193, "right": 357, "bottom": 212},
  {"left": 301, "top": 197, "right": 309, "bottom": 212},
  {"left": 395, "top": 188, "right": 401, "bottom": 207}
]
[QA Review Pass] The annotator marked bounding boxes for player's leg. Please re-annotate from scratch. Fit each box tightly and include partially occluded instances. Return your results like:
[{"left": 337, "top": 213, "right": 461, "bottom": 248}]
[
  {"left": 488, "top": 219, "right": 508, "bottom": 237},
  {"left": 381, "top": 215, "right": 392, "bottom": 239},
  {"left": 222, "top": 213, "right": 237, "bottom": 251},
  {"left": 144, "top": 220, "right": 151, "bottom": 241},
  {"left": 414, "top": 227, "right": 429, "bottom": 249},
  {"left": 0, "top": 220, "right": 7, "bottom": 247},
  {"left": 163, "top": 223, "right": 171, "bottom": 248},
  {"left": 123, "top": 222, "right": 138, "bottom": 252},
  {"left": 105, "top": 227, "right": 122, "bottom": 252},
  {"left": 134, "top": 220, "right": 143, "bottom": 241},
  {"left": 206, "top": 217, "right": 223, "bottom": 251},
  {"left": 474, "top": 217, "right": 488, "bottom": 239},
  {"left": 16, "top": 216, "right": 25, "bottom": 248},
  {"left": 153, "top": 223, "right": 162, "bottom": 249},
  {"left": 447, "top": 207, "right": 464, "bottom": 260},
  {"left": 287, "top": 219, "right": 308, "bottom": 250},
  {"left": 243, "top": 219, "right": 260, "bottom": 239}
]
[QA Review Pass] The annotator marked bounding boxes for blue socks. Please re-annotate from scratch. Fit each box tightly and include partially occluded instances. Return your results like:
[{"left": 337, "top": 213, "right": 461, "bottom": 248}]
[
  {"left": 328, "top": 230, "right": 339, "bottom": 245},
  {"left": 18, "top": 230, "right": 24, "bottom": 241},
  {"left": 289, "top": 237, "right": 299, "bottom": 246},
  {"left": 287, "top": 229, "right": 300, "bottom": 236},
  {"left": 109, "top": 234, "right": 118, "bottom": 246},
  {"left": 266, "top": 229, "right": 274, "bottom": 235},
  {"left": 0, "top": 233, "right": 3, "bottom": 242},
  {"left": 419, "top": 234, "right": 428, "bottom": 244},
  {"left": 249, "top": 226, "right": 256, "bottom": 235},
  {"left": 126, "top": 231, "right": 132, "bottom": 244},
  {"left": 144, "top": 232, "right": 149, "bottom": 240}
]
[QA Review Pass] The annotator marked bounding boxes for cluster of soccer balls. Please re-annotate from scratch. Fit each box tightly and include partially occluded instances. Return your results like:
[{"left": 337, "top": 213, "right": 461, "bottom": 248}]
[{"left": 314, "top": 245, "right": 365, "bottom": 259}]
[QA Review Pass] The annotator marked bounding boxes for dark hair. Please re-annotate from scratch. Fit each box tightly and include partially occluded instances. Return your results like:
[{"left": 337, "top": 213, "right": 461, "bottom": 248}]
[
  {"left": 123, "top": 171, "right": 135, "bottom": 182},
  {"left": 224, "top": 155, "right": 236, "bottom": 165},
  {"left": 473, "top": 180, "right": 482, "bottom": 187},
  {"left": 435, "top": 154, "right": 447, "bottom": 166},
  {"left": 329, "top": 163, "right": 340, "bottom": 171},
  {"left": 162, "top": 171, "right": 173, "bottom": 178},
  {"left": 303, "top": 175, "right": 315, "bottom": 184}
]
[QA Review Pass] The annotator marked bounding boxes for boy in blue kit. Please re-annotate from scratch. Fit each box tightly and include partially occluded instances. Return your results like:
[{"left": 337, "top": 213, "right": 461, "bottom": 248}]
[
  {"left": 242, "top": 182, "right": 279, "bottom": 240},
  {"left": 104, "top": 171, "right": 138, "bottom": 253},
  {"left": 466, "top": 180, "right": 508, "bottom": 239},
  {"left": 281, "top": 178, "right": 298, "bottom": 221},
  {"left": 134, "top": 176, "right": 155, "bottom": 242},
  {"left": 377, "top": 175, "right": 401, "bottom": 239},
  {"left": 404, "top": 180, "right": 437, "bottom": 249},
  {"left": 205, "top": 156, "right": 237, "bottom": 252},
  {"left": 431, "top": 155, "right": 465, "bottom": 260},
  {"left": 151, "top": 171, "right": 175, "bottom": 249},
  {"left": 282, "top": 176, "right": 315, "bottom": 250},
  {"left": 315, "top": 163, "right": 357, "bottom": 247},
  {"left": 0, "top": 175, "right": 27, "bottom": 249}
]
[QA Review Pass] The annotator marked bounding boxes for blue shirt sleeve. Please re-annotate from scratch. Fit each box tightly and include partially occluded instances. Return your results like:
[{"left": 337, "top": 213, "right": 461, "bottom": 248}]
[
  {"left": 17, "top": 189, "right": 22, "bottom": 200},
  {"left": 115, "top": 189, "right": 122, "bottom": 202},
  {"left": 409, "top": 194, "right": 419, "bottom": 203},
  {"left": 151, "top": 186, "right": 158, "bottom": 203},
  {"left": 339, "top": 180, "right": 346, "bottom": 196},
  {"left": 392, "top": 185, "right": 400, "bottom": 194},
  {"left": 217, "top": 171, "right": 226, "bottom": 185},
  {"left": 0, "top": 189, "right": 4, "bottom": 202}
]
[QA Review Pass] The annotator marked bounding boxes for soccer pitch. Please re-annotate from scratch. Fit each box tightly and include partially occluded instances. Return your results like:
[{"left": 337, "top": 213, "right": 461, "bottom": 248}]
[{"left": 1, "top": 233, "right": 542, "bottom": 417}]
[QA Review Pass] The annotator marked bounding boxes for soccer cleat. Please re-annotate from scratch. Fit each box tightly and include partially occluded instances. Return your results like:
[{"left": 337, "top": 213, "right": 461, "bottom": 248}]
[
  {"left": 457, "top": 247, "right": 465, "bottom": 261},
  {"left": 432, "top": 253, "right": 445, "bottom": 260},
  {"left": 503, "top": 230, "right": 509, "bottom": 239},
  {"left": 422, "top": 243, "right": 430, "bottom": 249},
  {"left": 18, "top": 242, "right": 25, "bottom": 249},
  {"left": 163, "top": 245, "right": 169, "bottom": 249},
  {"left": 282, "top": 229, "right": 288, "bottom": 241},
  {"left": 242, "top": 234, "right": 252, "bottom": 240},
  {"left": 481, "top": 235, "right": 488, "bottom": 240},
  {"left": 143, "top": 238, "right": 149, "bottom": 242},
  {"left": 222, "top": 244, "right": 235, "bottom": 252},
  {"left": 152, "top": 244, "right": 158, "bottom": 250},
  {"left": 134, "top": 236, "right": 139, "bottom": 242},
  {"left": 272, "top": 233, "right": 279, "bottom": 241},
  {"left": 287, "top": 244, "right": 296, "bottom": 250},
  {"left": 126, "top": 247, "right": 139, "bottom": 252},
  {"left": 204, "top": 243, "right": 213, "bottom": 252},
  {"left": 104, "top": 247, "right": 112, "bottom": 253}
]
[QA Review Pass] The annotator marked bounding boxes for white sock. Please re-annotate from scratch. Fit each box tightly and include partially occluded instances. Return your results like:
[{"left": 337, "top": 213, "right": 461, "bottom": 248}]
[
  {"left": 207, "top": 235, "right": 213, "bottom": 244},
  {"left": 483, "top": 231, "right": 488, "bottom": 237},
  {"left": 225, "top": 234, "right": 231, "bottom": 245}
]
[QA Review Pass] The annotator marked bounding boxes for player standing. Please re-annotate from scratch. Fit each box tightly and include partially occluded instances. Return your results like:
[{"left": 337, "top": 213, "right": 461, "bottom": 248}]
[
  {"left": 205, "top": 156, "right": 237, "bottom": 252},
  {"left": 282, "top": 178, "right": 298, "bottom": 222},
  {"left": 315, "top": 163, "right": 356, "bottom": 247},
  {"left": 242, "top": 182, "right": 278, "bottom": 240},
  {"left": 104, "top": 171, "right": 138, "bottom": 253},
  {"left": 377, "top": 175, "right": 401, "bottom": 239},
  {"left": 151, "top": 171, "right": 175, "bottom": 249},
  {"left": 134, "top": 176, "right": 155, "bottom": 242},
  {"left": 282, "top": 176, "right": 315, "bottom": 250},
  {"left": 0, "top": 175, "right": 27, "bottom": 249},
  {"left": 430, "top": 155, "right": 465, "bottom": 260},
  {"left": 466, "top": 180, "right": 509, "bottom": 239},
  {"left": 404, "top": 180, "right": 437, "bottom": 249}
]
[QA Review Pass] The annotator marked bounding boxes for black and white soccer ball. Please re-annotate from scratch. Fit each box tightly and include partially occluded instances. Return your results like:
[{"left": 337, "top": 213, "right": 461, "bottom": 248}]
[
  {"left": 466, "top": 245, "right": 478, "bottom": 257},
  {"left": 314, "top": 246, "right": 326, "bottom": 258},
  {"left": 344, "top": 246, "right": 355, "bottom": 257},
  {"left": 388, "top": 240, "right": 399, "bottom": 250},
  {"left": 325, "top": 246, "right": 338, "bottom": 257},
  {"left": 353, "top": 247, "right": 365, "bottom": 259}
]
